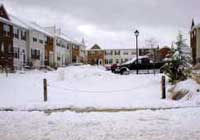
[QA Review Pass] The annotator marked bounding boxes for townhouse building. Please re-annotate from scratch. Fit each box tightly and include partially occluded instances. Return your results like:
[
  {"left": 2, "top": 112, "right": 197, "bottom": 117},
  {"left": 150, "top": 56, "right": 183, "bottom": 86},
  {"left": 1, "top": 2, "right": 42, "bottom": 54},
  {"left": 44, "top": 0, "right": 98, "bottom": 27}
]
[
  {"left": 9, "top": 15, "right": 29, "bottom": 69},
  {"left": 0, "top": 4, "right": 13, "bottom": 70},
  {"left": 87, "top": 44, "right": 137, "bottom": 65},
  {"left": 105, "top": 49, "right": 136, "bottom": 65},
  {"left": 24, "top": 22, "right": 53, "bottom": 68},
  {"left": 87, "top": 44, "right": 105, "bottom": 65},
  {"left": 44, "top": 26, "right": 73, "bottom": 67},
  {"left": 190, "top": 20, "right": 200, "bottom": 65},
  {"left": 0, "top": 4, "right": 87, "bottom": 70},
  {"left": 72, "top": 41, "right": 87, "bottom": 64}
]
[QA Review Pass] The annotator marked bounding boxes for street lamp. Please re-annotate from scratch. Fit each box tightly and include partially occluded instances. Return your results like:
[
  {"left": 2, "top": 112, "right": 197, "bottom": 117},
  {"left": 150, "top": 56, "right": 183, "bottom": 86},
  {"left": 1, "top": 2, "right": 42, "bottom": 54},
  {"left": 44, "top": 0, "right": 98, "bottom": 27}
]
[{"left": 134, "top": 30, "right": 139, "bottom": 74}]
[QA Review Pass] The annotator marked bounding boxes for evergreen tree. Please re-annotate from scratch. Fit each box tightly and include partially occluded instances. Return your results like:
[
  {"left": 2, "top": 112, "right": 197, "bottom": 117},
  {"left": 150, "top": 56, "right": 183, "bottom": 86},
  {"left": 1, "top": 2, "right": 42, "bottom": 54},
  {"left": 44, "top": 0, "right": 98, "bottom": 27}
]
[{"left": 162, "top": 32, "right": 191, "bottom": 84}]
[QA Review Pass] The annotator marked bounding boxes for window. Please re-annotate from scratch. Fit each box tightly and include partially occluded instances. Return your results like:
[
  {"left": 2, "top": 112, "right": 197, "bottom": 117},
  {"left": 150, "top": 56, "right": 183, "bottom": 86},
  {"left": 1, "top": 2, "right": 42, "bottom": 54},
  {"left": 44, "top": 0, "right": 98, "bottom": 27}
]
[
  {"left": 123, "top": 52, "right": 129, "bottom": 55},
  {"left": 33, "top": 37, "right": 37, "bottom": 42},
  {"left": 21, "top": 31, "right": 26, "bottom": 41},
  {"left": 115, "top": 50, "right": 120, "bottom": 55},
  {"left": 14, "top": 27, "right": 19, "bottom": 39},
  {"left": 109, "top": 59, "right": 113, "bottom": 64},
  {"left": 3, "top": 24, "right": 10, "bottom": 36},
  {"left": 39, "top": 40, "right": 43, "bottom": 44},
  {"left": 14, "top": 48, "right": 20, "bottom": 59},
  {"left": 56, "top": 39, "right": 61, "bottom": 47},
  {"left": 3, "top": 24, "right": 10, "bottom": 32},
  {"left": 105, "top": 59, "right": 108, "bottom": 64},
  {"left": 61, "top": 44, "right": 65, "bottom": 48},
  {"left": 31, "top": 49, "right": 40, "bottom": 59},
  {"left": 105, "top": 50, "right": 113, "bottom": 55},
  {"left": 131, "top": 52, "right": 136, "bottom": 55},
  {"left": 116, "top": 59, "right": 119, "bottom": 64}
]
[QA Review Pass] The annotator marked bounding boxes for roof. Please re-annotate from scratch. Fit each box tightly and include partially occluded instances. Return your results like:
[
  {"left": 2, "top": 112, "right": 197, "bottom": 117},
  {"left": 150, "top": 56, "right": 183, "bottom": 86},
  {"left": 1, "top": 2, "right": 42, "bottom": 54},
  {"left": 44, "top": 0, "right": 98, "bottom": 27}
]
[
  {"left": 8, "top": 14, "right": 53, "bottom": 37},
  {"left": 191, "top": 23, "right": 200, "bottom": 31},
  {"left": 57, "top": 33, "right": 73, "bottom": 42},
  {"left": 9, "top": 15, "right": 28, "bottom": 29},
  {"left": 91, "top": 44, "right": 101, "bottom": 50},
  {"left": 24, "top": 21, "right": 53, "bottom": 37},
  {"left": 0, "top": 4, "right": 10, "bottom": 20},
  {"left": 0, "top": 16, "right": 12, "bottom": 25}
]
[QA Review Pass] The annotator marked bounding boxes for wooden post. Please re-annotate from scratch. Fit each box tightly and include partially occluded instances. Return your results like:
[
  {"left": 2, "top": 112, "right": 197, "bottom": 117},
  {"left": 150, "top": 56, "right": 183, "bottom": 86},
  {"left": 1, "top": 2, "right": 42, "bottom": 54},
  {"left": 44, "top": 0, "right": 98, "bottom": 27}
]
[
  {"left": 161, "top": 76, "right": 166, "bottom": 99},
  {"left": 43, "top": 79, "right": 47, "bottom": 102}
]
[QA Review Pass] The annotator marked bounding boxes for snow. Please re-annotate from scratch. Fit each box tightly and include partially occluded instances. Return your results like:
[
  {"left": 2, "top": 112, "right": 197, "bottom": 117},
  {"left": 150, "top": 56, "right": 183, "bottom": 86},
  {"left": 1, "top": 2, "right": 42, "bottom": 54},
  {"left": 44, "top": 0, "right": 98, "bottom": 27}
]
[
  {"left": 122, "top": 55, "right": 148, "bottom": 65},
  {"left": 0, "top": 108, "right": 200, "bottom": 140},
  {"left": 9, "top": 15, "right": 28, "bottom": 29},
  {"left": 0, "top": 65, "right": 199, "bottom": 111},
  {"left": 170, "top": 79, "right": 200, "bottom": 104},
  {"left": 1, "top": 66, "right": 200, "bottom": 140}
]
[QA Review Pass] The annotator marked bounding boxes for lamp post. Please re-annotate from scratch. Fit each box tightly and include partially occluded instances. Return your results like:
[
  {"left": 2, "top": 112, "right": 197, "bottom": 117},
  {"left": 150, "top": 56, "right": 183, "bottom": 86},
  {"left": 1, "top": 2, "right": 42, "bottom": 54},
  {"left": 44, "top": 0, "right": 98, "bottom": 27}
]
[{"left": 134, "top": 30, "right": 139, "bottom": 74}]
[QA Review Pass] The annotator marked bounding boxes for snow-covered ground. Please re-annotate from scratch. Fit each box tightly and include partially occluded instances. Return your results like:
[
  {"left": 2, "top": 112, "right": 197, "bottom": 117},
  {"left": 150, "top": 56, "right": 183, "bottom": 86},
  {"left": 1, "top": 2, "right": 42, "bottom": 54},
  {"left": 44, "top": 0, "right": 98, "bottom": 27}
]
[
  {"left": 0, "top": 65, "right": 199, "bottom": 111},
  {"left": 1, "top": 65, "right": 200, "bottom": 140},
  {"left": 0, "top": 108, "right": 200, "bottom": 140}
]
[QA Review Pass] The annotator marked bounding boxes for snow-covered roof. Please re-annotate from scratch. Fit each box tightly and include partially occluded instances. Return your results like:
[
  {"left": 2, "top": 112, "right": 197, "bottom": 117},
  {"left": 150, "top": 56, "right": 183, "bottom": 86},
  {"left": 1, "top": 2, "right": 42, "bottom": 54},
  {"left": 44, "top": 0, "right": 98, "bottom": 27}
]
[
  {"left": 0, "top": 16, "right": 12, "bottom": 25},
  {"left": 9, "top": 15, "right": 28, "bottom": 29},
  {"left": 7, "top": 14, "right": 53, "bottom": 37},
  {"left": 57, "top": 33, "right": 73, "bottom": 42},
  {"left": 24, "top": 22, "right": 53, "bottom": 37}
]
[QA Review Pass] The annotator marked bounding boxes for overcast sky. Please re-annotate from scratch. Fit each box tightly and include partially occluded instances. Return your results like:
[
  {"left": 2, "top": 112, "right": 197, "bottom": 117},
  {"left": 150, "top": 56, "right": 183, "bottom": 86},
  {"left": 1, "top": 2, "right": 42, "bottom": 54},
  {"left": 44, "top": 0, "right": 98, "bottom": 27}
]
[{"left": 2, "top": 0, "right": 199, "bottom": 49}]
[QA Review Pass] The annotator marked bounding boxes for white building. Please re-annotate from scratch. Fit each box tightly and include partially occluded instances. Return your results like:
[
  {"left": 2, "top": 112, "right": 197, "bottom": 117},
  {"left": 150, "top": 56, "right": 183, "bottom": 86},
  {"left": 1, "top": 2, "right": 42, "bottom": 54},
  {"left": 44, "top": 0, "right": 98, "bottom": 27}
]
[
  {"left": 105, "top": 49, "right": 136, "bottom": 64},
  {"left": 9, "top": 15, "right": 29, "bottom": 69},
  {"left": 23, "top": 22, "right": 53, "bottom": 68},
  {"left": 44, "top": 26, "right": 72, "bottom": 67}
]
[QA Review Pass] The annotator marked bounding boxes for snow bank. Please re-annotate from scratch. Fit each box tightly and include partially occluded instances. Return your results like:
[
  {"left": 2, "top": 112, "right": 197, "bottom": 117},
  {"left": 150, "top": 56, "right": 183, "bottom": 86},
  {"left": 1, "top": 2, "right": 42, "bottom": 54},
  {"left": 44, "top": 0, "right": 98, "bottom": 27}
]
[
  {"left": 0, "top": 65, "right": 199, "bottom": 111},
  {"left": 169, "top": 79, "right": 200, "bottom": 105}
]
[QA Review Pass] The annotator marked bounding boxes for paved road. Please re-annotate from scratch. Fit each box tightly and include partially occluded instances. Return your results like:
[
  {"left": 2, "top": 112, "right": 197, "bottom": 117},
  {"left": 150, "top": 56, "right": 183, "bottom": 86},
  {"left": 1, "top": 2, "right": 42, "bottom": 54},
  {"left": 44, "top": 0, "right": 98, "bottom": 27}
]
[{"left": 0, "top": 108, "right": 200, "bottom": 140}]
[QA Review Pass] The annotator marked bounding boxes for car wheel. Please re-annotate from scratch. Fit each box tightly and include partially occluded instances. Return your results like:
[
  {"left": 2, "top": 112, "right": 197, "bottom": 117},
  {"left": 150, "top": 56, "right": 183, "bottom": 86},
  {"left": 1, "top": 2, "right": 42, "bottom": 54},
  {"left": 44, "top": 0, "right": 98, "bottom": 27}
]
[{"left": 121, "top": 69, "right": 129, "bottom": 75}]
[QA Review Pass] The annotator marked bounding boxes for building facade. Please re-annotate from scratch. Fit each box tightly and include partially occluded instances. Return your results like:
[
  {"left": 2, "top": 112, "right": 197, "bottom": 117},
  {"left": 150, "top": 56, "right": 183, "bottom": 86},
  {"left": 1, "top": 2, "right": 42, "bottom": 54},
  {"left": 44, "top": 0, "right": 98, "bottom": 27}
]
[
  {"left": 190, "top": 20, "right": 199, "bottom": 65},
  {"left": 87, "top": 44, "right": 105, "bottom": 65},
  {"left": 0, "top": 4, "right": 14, "bottom": 71},
  {"left": 0, "top": 4, "right": 86, "bottom": 70},
  {"left": 105, "top": 49, "right": 136, "bottom": 65},
  {"left": 87, "top": 44, "right": 137, "bottom": 65}
]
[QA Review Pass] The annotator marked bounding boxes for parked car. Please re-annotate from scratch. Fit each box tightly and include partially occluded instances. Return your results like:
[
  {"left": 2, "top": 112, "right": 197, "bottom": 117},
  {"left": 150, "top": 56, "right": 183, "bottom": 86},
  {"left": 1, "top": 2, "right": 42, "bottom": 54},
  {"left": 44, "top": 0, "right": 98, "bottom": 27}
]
[
  {"left": 113, "top": 56, "right": 166, "bottom": 75},
  {"left": 111, "top": 64, "right": 119, "bottom": 73},
  {"left": 105, "top": 65, "right": 112, "bottom": 71}
]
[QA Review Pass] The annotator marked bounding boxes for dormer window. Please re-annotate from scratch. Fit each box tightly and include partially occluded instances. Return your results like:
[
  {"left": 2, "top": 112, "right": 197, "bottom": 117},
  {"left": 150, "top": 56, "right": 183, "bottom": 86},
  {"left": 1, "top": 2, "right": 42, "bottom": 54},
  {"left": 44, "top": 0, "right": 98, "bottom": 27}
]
[{"left": 3, "top": 24, "right": 10, "bottom": 37}]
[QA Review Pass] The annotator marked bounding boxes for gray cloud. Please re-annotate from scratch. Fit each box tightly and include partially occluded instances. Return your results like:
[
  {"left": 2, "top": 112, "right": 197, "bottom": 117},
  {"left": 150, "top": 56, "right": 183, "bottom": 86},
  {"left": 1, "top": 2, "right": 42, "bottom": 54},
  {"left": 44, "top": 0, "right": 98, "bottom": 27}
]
[{"left": 3, "top": 0, "right": 197, "bottom": 49}]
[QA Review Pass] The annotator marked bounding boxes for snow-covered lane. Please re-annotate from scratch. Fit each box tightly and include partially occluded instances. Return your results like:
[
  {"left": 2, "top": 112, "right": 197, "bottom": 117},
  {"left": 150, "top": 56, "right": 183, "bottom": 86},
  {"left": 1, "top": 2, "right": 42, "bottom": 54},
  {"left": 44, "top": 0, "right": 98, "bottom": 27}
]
[{"left": 0, "top": 108, "right": 200, "bottom": 140}]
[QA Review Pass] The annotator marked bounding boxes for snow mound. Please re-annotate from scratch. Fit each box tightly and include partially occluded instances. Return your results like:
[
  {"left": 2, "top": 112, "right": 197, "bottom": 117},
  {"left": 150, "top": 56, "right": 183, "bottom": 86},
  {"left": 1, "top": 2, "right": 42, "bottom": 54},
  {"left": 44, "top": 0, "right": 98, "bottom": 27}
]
[{"left": 169, "top": 79, "right": 200, "bottom": 104}]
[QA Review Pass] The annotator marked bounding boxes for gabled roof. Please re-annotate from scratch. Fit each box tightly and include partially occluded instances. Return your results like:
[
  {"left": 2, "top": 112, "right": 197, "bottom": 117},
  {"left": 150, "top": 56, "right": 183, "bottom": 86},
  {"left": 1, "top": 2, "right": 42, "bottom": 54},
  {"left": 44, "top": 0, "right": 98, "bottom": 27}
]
[
  {"left": 91, "top": 44, "right": 101, "bottom": 50},
  {"left": 0, "top": 4, "right": 10, "bottom": 20},
  {"left": 191, "top": 23, "right": 200, "bottom": 32}
]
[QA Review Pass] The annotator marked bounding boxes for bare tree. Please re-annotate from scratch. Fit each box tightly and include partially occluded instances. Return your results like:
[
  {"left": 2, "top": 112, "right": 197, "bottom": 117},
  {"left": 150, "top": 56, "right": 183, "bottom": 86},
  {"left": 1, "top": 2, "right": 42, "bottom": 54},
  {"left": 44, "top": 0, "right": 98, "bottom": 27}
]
[{"left": 145, "top": 38, "right": 159, "bottom": 75}]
